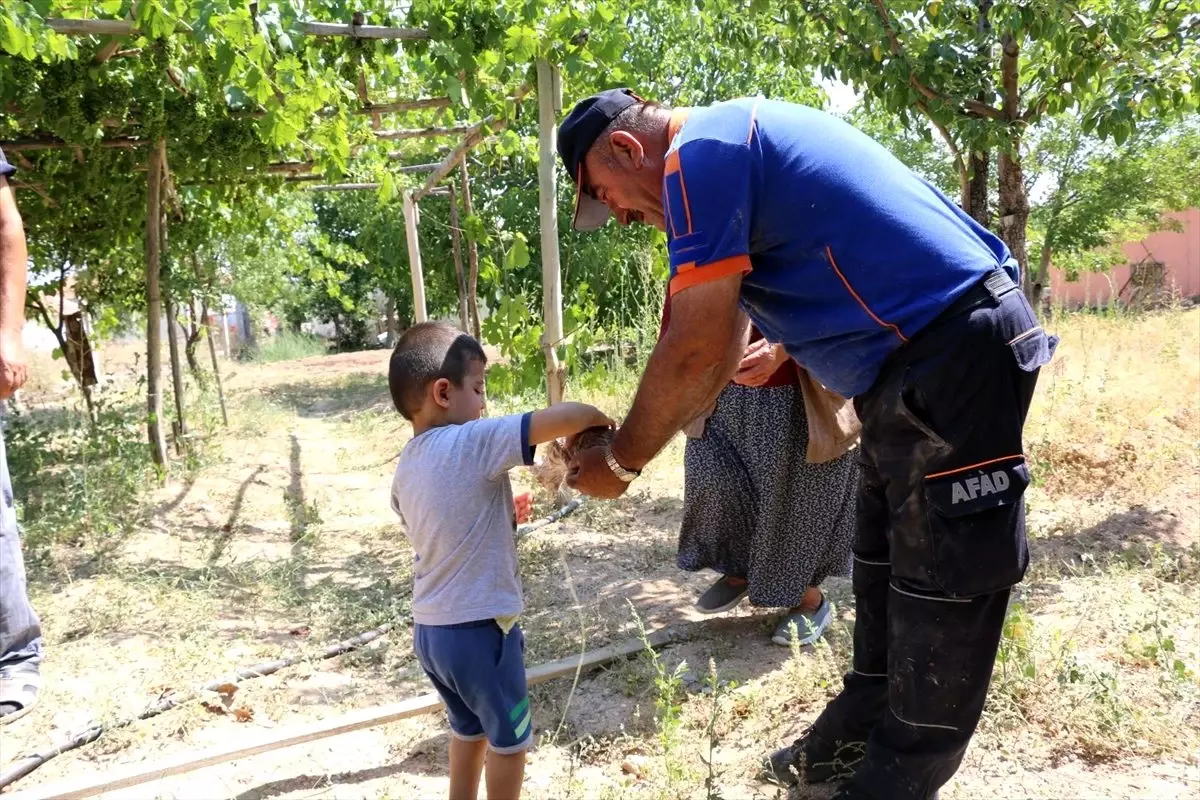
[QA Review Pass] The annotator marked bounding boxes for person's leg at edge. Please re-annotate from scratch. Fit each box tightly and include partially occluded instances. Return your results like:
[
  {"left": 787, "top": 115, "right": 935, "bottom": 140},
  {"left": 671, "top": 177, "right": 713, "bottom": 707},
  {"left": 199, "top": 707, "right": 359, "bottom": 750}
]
[
  {"left": 0, "top": 423, "right": 44, "bottom": 721},
  {"left": 804, "top": 455, "right": 891, "bottom": 766},
  {"left": 841, "top": 584, "right": 1010, "bottom": 800},
  {"left": 764, "top": 455, "right": 890, "bottom": 785},
  {"left": 448, "top": 737, "right": 488, "bottom": 800},
  {"left": 484, "top": 748, "right": 527, "bottom": 800}
]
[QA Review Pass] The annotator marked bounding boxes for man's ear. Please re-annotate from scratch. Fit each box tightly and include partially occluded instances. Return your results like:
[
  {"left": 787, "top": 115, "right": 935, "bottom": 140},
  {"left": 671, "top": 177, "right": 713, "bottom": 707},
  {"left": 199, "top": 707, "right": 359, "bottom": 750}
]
[
  {"left": 609, "top": 130, "right": 646, "bottom": 168},
  {"left": 431, "top": 377, "right": 452, "bottom": 409}
]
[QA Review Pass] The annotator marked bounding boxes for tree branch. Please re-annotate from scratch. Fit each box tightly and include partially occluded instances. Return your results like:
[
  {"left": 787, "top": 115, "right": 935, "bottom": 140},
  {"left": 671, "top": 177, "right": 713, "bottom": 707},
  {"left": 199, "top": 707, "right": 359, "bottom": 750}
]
[
  {"left": 870, "top": 0, "right": 1003, "bottom": 120},
  {"left": 916, "top": 100, "right": 969, "bottom": 205}
]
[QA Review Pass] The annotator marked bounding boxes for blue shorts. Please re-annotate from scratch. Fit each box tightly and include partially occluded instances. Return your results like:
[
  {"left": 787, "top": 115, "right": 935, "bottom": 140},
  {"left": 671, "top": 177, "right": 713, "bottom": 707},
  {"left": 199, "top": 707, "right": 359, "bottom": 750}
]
[{"left": 414, "top": 620, "right": 532, "bottom": 753}]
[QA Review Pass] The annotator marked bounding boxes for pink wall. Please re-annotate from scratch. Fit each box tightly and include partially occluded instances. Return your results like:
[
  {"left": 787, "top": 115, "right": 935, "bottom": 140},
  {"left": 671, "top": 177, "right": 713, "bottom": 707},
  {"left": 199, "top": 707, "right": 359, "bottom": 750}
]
[{"left": 1049, "top": 208, "right": 1200, "bottom": 308}]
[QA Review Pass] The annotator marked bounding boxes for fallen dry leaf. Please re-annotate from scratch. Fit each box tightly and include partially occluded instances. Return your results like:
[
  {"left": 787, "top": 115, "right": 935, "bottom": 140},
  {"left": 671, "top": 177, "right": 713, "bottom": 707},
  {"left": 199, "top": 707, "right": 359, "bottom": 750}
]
[
  {"left": 201, "top": 701, "right": 226, "bottom": 716},
  {"left": 214, "top": 682, "right": 239, "bottom": 700},
  {"left": 289, "top": 625, "right": 312, "bottom": 638},
  {"left": 232, "top": 706, "right": 254, "bottom": 723}
]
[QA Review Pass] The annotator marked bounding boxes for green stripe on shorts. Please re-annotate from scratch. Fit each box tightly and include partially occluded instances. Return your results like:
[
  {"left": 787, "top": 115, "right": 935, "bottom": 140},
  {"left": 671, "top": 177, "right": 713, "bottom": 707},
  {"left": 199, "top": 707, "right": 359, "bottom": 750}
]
[
  {"left": 514, "top": 709, "right": 532, "bottom": 739},
  {"left": 509, "top": 696, "right": 529, "bottom": 723}
]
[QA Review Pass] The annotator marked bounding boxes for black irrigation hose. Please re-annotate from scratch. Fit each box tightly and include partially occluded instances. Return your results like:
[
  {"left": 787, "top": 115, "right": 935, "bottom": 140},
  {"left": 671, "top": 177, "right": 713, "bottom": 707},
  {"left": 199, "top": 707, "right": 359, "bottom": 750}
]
[
  {"left": 517, "top": 497, "right": 584, "bottom": 537},
  {"left": 0, "top": 622, "right": 395, "bottom": 790}
]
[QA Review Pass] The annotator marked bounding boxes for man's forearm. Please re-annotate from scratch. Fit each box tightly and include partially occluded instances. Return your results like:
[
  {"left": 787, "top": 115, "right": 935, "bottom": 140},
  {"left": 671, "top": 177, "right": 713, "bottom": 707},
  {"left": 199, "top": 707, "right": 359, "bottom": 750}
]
[
  {"left": 0, "top": 185, "right": 27, "bottom": 335},
  {"left": 610, "top": 321, "right": 746, "bottom": 470}
]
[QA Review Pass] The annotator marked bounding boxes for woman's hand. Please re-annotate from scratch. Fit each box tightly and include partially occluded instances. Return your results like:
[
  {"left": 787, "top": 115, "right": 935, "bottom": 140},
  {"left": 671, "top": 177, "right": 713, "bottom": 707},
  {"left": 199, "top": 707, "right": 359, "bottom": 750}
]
[{"left": 733, "top": 340, "right": 789, "bottom": 387}]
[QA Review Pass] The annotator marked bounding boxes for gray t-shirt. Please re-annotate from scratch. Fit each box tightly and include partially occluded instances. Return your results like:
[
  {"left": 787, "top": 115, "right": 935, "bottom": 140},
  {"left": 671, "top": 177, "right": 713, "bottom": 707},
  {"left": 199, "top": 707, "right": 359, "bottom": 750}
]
[{"left": 391, "top": 413, "right": 534, "bottom": 626}]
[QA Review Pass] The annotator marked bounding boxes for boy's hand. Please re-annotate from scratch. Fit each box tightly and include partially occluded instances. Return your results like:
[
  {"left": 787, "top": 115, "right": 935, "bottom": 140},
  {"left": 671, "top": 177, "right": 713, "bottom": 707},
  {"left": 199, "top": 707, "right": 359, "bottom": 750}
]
[{"left": 528, "top": 401, "right": 615, "bottom": 446}]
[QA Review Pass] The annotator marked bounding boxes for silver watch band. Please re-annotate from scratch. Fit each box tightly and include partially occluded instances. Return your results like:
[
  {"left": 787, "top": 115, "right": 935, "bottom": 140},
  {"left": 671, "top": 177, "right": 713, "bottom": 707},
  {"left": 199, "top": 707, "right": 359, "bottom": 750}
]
[{"left": 604, "top": 447, "right": 640, "bottom": 483}]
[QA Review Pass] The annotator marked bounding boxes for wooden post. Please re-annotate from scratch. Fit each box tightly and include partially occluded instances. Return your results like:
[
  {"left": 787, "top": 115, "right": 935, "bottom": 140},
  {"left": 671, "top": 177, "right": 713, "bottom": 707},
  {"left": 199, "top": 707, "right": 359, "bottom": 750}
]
[
  {"left": 537, "top": 59, "right": 566, "bottom": 405},
  {"left": 192, "top": 255, "right": 228, "bottom": 426},
  {"left": 448, "top": 181, "right": 469, "bottom": 332},
  {"left": 220, "top": 311, "right": 231, "bottom": 358},
  {"left": 164, "top": 298, "right": 187, "bottom": 453},
  {"left": 402, "top": 192, "right": 427, "bottom": 324},
  {"left": 145, "top": 140, "right": 168, "bottom": 467},
  {"left": 205, "top": 316, "right": 228, "bottom": 427},
  {"left": 459, "top": 160, "right": 482, "bottom": 341},
  {"left": 163, "top": 223, "right": 187, "bottom": 453}
]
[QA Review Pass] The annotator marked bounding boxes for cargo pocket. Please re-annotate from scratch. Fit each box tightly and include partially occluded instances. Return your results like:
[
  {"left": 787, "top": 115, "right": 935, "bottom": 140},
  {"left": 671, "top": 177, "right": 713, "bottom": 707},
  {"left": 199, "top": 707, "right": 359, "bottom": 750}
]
[
  {"left": 1009, "top": 326, "right": 1058, "bottom": 372},
  {"left": 924, "top": 455, "right": 1030, "bottom": 596}
]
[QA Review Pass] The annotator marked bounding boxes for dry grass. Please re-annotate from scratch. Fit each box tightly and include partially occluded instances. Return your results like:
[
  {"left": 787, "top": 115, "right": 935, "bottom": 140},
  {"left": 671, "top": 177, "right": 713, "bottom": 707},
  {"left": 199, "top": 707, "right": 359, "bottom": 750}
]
[{"left": 2, "top": 308, "right": 1198, "bottom": 799}]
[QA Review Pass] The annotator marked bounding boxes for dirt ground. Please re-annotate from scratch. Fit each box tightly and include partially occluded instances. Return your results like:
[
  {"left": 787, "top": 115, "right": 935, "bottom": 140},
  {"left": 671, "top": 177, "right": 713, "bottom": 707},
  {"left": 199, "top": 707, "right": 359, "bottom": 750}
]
[{"left": 3, "top": 310, "right": 1199, "bottom": 799}]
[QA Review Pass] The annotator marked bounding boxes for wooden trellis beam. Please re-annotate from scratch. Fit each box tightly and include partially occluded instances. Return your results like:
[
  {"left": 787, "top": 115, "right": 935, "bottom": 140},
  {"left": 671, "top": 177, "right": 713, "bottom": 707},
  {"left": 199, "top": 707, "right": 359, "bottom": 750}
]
[
  {"left": 410, "top": 84, "right": 533, "bottom": 203},
  {"left": 2, "top": 122, "right": 467, "bottom": 153},
  {"left": 365, "top": 97, "right": 451, "bottom": 115},
  {"left": 307, "top": 183, "right": 450, "bottom": 194},
  {"left": 374, "top": 124, "right": 474, "bottom": 141},
  {"left": 45, "top": 18, "right": 429, "bottom": 40},
  {"left": 0, "top": 138, "right": 143, "bottom": 152}
]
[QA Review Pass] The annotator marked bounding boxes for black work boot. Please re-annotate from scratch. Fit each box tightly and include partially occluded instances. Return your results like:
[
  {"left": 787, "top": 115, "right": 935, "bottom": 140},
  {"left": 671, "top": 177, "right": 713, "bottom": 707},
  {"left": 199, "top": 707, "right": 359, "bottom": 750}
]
[{"left": 759, "top": 727, "right": 867, "bottom": 787}]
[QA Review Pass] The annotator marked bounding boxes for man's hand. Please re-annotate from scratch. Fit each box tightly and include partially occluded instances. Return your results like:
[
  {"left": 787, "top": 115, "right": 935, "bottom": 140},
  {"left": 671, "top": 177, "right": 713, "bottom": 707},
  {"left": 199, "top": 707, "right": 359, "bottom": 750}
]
[
  {"left": 566, "top": 446, "right": 631, "bottom": 499},
  {"left": 733, "top": 339, "right": 789, "bottom": 387},
  {"left": 0, "top": 328, "right": 26, "bottom": 400}
]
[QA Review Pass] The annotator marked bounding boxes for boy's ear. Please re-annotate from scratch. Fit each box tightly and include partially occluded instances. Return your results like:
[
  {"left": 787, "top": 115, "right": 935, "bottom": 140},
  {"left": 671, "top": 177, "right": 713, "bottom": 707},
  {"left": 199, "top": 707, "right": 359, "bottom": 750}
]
[{"left": 431, "top": 377, "right": 452, "bottom": 409}]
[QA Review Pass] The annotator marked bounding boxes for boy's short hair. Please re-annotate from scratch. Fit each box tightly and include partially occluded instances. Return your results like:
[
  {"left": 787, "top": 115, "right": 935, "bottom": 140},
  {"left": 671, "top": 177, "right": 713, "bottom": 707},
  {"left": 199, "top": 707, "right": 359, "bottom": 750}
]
[{"left": 389, "top": 322, "right": 487, "bottom": 420}]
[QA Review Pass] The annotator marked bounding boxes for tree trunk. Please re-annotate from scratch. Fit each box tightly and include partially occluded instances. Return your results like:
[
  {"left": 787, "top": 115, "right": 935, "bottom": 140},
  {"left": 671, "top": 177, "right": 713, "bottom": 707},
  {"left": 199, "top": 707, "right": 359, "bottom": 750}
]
[
  {"left": 966, "top": 149, "right": 991, "bottom": 227},
  {"left": 29, "top": 294, "right": 95, "bottom": 422},
  {"left": 996, "top": 32, "right": 1034, "bottom": 306},
  {"left": 998, "top": 149, "right": 1029, "bottom": 269},
  {"left": 145, "top": 140, "right": 168, "bottom": 468},
  {"left": 448, "top": 181, "right": 470, "bottom": 333},
  {"left": 184, "top": 303, "right": 204, "bottom": 383},
  {"left": 384, "top": 300, "right": 398, "bottom": 346},
  {"left": 459, "top": 160, "right": 482, "bottom": 341},
  {"left": 1028, "top": 242, "right": 1052, "bottom": 312}
]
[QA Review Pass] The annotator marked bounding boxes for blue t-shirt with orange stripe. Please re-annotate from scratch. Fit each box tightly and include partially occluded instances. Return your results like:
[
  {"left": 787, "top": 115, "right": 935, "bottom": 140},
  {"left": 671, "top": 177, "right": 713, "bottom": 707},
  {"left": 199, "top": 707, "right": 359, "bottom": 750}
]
[{"left": 663, "top": 98, "right": 1018, "bottom": 397}]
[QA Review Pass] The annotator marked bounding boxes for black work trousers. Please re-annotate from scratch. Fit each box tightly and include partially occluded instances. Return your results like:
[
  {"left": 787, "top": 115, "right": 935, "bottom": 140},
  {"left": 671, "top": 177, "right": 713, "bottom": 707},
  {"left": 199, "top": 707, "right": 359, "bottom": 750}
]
[{"left": 807, "top": 270, "right": 1057, "bottom": 800}]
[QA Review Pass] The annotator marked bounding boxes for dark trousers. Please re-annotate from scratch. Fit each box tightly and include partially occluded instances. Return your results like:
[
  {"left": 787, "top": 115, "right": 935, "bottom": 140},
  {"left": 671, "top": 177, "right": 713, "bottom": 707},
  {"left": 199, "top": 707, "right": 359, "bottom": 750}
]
[{"left": 807, "top": 271, "right": 1057, "bottom": 800}]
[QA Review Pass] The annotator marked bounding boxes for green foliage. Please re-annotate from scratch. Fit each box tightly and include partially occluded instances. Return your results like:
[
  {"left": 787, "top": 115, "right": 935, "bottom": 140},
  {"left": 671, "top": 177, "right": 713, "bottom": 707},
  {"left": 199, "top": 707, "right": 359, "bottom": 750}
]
[
  {"left": 1027, "top": 115, "right": 1200, "bottom": 284},
  {"left": 5, "top": 391, "right": 152, "bottom": 554},
  {"left": 769, "top": 0, "right": 1198, "bottom": 153},
  {"left": 245, "top": 330, "right": 328, "bottom": 363}
]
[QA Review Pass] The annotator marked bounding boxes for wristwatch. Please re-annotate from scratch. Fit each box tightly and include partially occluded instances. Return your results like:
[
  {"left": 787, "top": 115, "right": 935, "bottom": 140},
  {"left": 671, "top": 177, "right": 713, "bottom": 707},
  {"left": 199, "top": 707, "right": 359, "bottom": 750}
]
[{"left": 603, "top": 446, "right": 641, "bottom": 483}]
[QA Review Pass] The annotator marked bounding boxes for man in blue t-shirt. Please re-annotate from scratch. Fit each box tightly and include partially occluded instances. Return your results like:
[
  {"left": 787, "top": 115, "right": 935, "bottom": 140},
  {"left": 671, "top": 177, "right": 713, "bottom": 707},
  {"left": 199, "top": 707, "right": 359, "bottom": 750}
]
[{"left": 557, "top": 90, "right": 1057, "bottom": 800}]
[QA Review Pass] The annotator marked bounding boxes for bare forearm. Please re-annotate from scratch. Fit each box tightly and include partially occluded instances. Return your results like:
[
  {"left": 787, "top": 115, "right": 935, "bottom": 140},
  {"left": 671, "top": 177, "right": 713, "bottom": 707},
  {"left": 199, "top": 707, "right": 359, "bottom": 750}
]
[
  {"left": 611, "top": 322, "right": 746, "bottom": 470},
  {"left": 0, "top": 192, "right": 27, "bottom": 335},
  {"left": 528, "top": 401, "right": 610, "bottom": 445}
]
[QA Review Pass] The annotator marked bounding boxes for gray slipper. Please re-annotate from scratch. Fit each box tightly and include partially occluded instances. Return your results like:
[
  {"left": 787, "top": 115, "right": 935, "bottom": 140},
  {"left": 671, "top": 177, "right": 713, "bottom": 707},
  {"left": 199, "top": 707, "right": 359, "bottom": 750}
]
[
  {"left": 772, "top": 597, "right": 833, "bottom": 647},
  {"left": 0, "top": 666, "right": 41, "bottom": 725}
]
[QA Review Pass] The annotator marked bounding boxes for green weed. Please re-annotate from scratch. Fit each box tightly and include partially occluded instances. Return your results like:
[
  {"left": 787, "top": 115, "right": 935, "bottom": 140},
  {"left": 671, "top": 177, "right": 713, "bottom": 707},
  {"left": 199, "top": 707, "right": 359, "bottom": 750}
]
[{"left": 244, "top": 331, "right": 329, "bottom": 363}]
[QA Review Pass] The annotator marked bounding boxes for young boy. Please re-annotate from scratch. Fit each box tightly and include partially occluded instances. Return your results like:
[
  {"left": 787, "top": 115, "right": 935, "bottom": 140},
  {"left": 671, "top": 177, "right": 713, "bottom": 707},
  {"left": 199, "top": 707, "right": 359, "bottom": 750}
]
[{"left": 388, "top": 322, "right": 611, "bottom": 800}]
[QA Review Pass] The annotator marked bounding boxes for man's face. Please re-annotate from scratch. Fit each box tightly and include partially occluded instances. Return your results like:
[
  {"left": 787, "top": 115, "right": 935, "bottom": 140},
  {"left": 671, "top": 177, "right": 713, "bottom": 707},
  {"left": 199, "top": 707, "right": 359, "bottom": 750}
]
[{"left": 581, "top": 135, "right": 666, "bottom": 231}]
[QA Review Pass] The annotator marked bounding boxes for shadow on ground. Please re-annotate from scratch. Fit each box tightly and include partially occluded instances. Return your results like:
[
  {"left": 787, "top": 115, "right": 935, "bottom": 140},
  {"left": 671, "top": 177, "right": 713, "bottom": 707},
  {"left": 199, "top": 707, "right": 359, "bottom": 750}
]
[
  {"left": 260, "top": 375, "right": 390, "bottom": 419},
  {"left": 1030, "top": 505, "right": 1197, "bottom": 575}
]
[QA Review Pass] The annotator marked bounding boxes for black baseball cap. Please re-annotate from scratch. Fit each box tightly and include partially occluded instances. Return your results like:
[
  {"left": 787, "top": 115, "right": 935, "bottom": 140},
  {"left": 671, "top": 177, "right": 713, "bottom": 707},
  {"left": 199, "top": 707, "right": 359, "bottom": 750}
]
[{"left": 557, "top": 88, "right": 641, "bottom": 231}]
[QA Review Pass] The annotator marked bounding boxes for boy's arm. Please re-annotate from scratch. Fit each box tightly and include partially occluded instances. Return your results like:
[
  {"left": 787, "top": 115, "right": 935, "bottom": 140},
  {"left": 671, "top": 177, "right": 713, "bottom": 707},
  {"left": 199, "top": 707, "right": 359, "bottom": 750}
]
[
  {"left": 470, "top": 405, "right": 611, "bottom": 481},
  {"left": 527, "top": 402, "right": 612, "bottom": 446}
]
